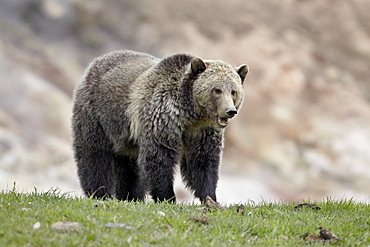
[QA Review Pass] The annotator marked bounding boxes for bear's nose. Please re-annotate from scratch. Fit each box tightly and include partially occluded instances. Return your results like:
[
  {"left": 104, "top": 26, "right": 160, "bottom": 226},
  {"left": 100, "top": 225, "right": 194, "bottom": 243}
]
[{"left": 225, "top": 108, "right": 238, "bottom": 118}]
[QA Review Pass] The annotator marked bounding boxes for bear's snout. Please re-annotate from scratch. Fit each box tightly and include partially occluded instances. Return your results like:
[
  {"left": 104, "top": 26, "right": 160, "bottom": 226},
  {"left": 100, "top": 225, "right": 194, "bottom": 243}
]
[
  {"left": 225, "top": 108, "right": 238, "bottom": 118},
  {"left": 216, "top": 106, "right": 238, "bottom": 128}
]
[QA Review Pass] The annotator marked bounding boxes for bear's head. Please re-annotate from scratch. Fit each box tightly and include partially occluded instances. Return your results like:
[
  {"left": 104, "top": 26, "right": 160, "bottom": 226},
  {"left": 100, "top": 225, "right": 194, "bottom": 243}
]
[{"left": 190, "top": 58, "right": 248, "bottom": 128}]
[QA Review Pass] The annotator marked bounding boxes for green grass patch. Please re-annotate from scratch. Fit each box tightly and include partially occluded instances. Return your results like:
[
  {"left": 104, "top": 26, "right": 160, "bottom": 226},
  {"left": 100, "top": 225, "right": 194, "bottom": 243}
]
[{"left": 1, "top": 188, "right": 369, "bottom": 246}]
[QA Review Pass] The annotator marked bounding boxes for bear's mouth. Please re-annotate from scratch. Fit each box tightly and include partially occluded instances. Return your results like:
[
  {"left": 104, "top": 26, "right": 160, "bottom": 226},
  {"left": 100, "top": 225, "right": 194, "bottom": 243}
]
[{"left": 217, "top": 117, "right": 229, "bottom": 128}]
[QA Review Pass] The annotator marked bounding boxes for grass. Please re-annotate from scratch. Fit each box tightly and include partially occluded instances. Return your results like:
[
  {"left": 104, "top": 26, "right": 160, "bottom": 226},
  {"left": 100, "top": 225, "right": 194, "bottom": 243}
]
[{"left": 0, "top": 188, "right": 369, "bottom": 246}]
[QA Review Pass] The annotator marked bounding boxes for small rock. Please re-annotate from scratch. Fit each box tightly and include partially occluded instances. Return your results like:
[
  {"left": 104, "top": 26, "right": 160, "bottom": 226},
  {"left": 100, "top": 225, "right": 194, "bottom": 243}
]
[
  {"left": 190, "top": 216, "right": 210, "bottom": 224},
  {"left": 51, "top": 221, "right": 82, "bottom": 232},
  {"left": 105, "top": 222, "right": 133, "bottom": 229},
  {"left": 319, "top": 227, "right": 340, "bottom": 241},
  {"left": 236, "top": 204, "right": 246, "bottom": 215},
  {"left": 158, "top": 211, "right": 165, "bottom": 216},
  {"left": 33, "top": 222, "right": 41, "bottom": 230},
  {"left": 280, "top": 234, "right": 289, "bottom": 240},
  {"left": 307, "top": 234, "right": 322, "bottom": 241},
  {"left": 294, "top": 203, "right": 321, "bottom": 210},
  {"left": 299, "top": 227, "right": 339, "bottom": 242}
]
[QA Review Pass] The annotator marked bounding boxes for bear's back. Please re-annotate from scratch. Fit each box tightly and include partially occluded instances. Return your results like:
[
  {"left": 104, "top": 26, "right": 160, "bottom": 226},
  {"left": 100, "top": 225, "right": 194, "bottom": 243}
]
[
  {"left": 75, "top": 50, "right": 159, "bottom": 111},
  {"left": 83, "top": 50, "right": 159, "bottom": 87}
]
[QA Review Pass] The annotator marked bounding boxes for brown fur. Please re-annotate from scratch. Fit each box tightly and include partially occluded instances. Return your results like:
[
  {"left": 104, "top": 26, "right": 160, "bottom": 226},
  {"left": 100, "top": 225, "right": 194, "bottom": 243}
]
[{"left": 71, "top": 50, "right": 248, "bottom": 202}]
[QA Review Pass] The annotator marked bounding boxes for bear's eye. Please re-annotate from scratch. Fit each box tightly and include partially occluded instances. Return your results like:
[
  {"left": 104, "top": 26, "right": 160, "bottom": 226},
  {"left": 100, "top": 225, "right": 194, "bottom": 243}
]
[
  {"left": 231, "top": 90, "right": 236, "bottom": 96},
  {"left": 214, "top": 88, "right": 222, "bottom": 94}
]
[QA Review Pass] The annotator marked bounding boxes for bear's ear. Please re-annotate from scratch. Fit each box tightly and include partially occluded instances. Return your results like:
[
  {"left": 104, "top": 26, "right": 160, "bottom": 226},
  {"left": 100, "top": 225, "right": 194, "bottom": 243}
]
[
  {"left": 191, "top": 58, "right": 206, "bottom": 75},
  {"left": 237, "top": 65, "right": 249, "bottom": 84}
]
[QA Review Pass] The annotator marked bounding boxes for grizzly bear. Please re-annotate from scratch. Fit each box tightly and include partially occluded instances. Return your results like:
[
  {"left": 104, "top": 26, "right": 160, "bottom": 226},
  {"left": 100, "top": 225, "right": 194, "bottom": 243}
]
[{"left": 72, "top": 50, "right": 248, "bottom": 203}]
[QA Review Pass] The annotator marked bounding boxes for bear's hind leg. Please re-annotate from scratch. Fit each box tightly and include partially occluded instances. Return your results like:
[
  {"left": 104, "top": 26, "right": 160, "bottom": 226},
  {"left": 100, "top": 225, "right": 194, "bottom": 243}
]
[
  {"left": 113, "top": 155, "right": 145, "bottom": 201},
  {"left": 76, "top": 147, "right": 115, "bottom": 199}
]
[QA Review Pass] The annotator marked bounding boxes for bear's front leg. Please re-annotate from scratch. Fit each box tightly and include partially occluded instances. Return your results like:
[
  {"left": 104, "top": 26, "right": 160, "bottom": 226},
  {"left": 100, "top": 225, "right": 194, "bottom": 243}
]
[
  {"left": 181, "top": 128, "right": 223, "bottom": 203},
  {"left": 138, "top": 138, "right": 178, "bottom": 202}
]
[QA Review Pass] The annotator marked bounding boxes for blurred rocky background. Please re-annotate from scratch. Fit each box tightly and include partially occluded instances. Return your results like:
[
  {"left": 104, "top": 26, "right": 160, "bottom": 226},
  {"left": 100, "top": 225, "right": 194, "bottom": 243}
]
[{"left": 1, "top": 0, "right": 370, "bottom": 203}]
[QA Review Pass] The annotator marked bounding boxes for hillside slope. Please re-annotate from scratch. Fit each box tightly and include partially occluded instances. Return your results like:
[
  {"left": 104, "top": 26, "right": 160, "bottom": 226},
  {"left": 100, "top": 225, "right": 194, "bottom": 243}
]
[{"left": 1, "top": 0, "right": 370, "bottom": 202}]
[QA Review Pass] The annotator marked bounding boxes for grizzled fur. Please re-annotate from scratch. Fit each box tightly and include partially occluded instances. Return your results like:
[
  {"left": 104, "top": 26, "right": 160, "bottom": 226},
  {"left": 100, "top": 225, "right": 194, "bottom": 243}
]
[{"left": 72, "top": 50, "right": 248, "bottom": 203}]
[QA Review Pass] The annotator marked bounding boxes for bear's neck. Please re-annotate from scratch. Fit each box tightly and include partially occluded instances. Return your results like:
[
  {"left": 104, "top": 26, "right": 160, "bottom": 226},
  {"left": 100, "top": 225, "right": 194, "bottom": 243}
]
[{"left": 179, "top": 80, "right": 212, "bottom": 129}]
